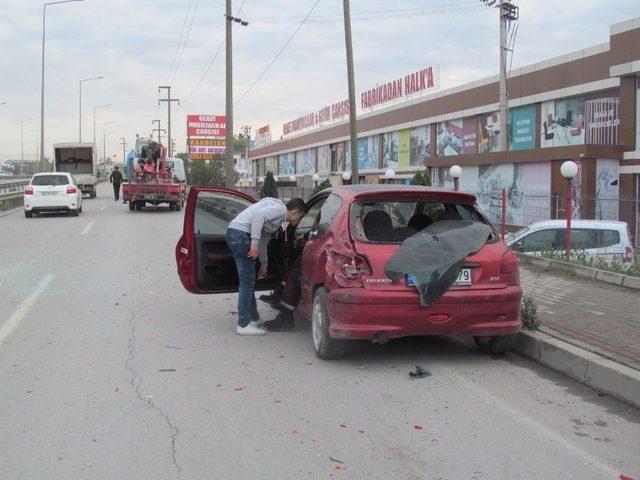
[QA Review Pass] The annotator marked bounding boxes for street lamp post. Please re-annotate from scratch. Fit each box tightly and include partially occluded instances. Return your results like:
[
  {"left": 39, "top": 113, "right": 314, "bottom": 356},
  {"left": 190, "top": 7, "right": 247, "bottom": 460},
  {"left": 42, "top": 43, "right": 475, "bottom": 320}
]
[
  {"left": 79, "top": 75, "right": 103, "bottom": 141},
  {"left": 13, "top": 119, "right": 31, "bottom": 162},
  {"left": 449, "top": 165, "right": 462, "bottom": 191},
  {"left": 40, "top": 0, "right": 84, "bottom": 172},
  {"left": 561, "top": 160, "right": 579, "bottom": 259},
  {"left": 93, "top": 104, "right": 110, "bottom": 148}
]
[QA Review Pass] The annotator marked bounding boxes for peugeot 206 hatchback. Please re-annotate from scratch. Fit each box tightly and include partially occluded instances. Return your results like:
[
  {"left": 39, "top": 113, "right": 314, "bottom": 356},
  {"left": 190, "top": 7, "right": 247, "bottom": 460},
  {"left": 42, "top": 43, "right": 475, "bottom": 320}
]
[{"left": 176, "top": 185, "right": 522, "bottom": 359}]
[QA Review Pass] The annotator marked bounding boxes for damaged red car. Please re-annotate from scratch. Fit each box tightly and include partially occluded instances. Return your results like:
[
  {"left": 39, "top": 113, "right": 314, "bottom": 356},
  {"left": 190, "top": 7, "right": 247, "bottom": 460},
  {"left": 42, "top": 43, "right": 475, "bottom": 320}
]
[{"left": 176, "top": 185, "right": 522, "bottom": 359}]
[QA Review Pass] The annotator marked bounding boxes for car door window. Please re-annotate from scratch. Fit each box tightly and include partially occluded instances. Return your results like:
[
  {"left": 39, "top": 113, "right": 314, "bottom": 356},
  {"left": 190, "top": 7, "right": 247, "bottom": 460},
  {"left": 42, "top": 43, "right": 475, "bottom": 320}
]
[
  {"left": 318, "top": 194, "right": 342, "bottom": 234},
  {"left": 570, "top": 229, "right": 598, "bottom": 250},
  {"left": 297, "top": 197, "right": 327, "bottom": 236},
  {"left": 521, "top": 229, "right": 559, "bottom": 252},
  {"left": 194, "top": 191, "right": 252, "bottom": 235},
  {"left": 598, "top": 229, "right": 620, "bottom": 248}
]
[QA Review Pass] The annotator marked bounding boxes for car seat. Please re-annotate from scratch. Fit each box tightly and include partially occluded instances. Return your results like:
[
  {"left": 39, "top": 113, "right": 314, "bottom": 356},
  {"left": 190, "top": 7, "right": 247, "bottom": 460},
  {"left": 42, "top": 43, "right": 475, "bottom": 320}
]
[{"left": 363, "top": 210, "right": 394, "bottom": 241}]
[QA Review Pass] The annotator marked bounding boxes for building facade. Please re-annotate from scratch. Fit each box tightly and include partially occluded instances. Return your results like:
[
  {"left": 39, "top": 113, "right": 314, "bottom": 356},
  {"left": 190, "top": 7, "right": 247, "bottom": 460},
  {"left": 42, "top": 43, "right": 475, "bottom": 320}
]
[{"left": 250, "top": 17, "right": 640, "bottom": 244}]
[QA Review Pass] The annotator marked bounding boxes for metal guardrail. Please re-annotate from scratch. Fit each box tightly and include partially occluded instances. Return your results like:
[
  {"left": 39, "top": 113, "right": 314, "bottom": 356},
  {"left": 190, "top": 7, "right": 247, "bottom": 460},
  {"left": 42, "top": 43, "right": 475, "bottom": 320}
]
[{"left": 0, "top": 180, "right": 29, "bottom": 210}]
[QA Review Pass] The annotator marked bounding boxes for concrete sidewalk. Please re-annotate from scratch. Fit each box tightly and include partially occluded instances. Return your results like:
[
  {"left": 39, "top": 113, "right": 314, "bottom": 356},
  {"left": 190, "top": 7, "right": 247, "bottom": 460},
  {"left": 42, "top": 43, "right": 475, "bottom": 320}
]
[{"left": 519, "top": 264, "right": 640, "bottom": 371}]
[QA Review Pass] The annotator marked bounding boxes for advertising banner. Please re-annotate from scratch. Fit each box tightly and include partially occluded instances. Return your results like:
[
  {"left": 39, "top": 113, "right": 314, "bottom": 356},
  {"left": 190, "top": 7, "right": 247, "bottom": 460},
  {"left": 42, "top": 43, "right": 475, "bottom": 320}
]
[
  {"left": 187, "top": 114, "right": 226, "bottom": 138},
  {"left": 410, "top": 126, "right": 430, "bottom": 166},
  {"left": 397, "top": 129, "right": 411, "bottom": 167},
  {"left": 478, "top": 112, "right": 501, "bottom": 153},
  {"left": 361, "top": 65, "right": 440, "bottom": 110},
  {"left": 462, "top": 117, "right": 478, "bottom": 154},
  {"left": 334, "top": 142, "right": 346, "bottom": 171},
  {"left": 364, "top": 136, "right": 380, "bottom": 170},
  {"left": 265, "top": 156, "right": 278, "bottom": 174},
  {"left": 188, "top": 138, "right": 225, "bottom": 158},
  {"left": 540, "top": 97, "right": 585, "bottom": 147},
  {"left": 279, "top": 152, "right": 294, "bottom": 176},
  {"left": 585, "top": 97, "right": 620, "bottom": 145},
  {"left": 382, "top": 131, "right": 399, "bottom": 168},
  {"left": 436, "top": 120, "right": 464, "bottom": 156},
  {"left": 317, "top": 145, "right": 331, "bottom": 173},
  {"left": 256, "top": 125, "right": 272, "bottom": 147},
  {"left": 596, "top": 158, "right": 619, "bottom": 220},
  {"left": 509, "top": 105, "right": 535, "bottom": 151},
  {"left": 296, "top": 148, "right": 315, "bottom": 174}
]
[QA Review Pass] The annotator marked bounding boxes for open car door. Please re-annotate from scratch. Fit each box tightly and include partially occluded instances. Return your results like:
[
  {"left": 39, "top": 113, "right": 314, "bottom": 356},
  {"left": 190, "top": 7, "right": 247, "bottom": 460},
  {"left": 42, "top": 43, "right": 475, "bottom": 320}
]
[{"left": 175, "top": 186, "right": 279, "bottom": 294}]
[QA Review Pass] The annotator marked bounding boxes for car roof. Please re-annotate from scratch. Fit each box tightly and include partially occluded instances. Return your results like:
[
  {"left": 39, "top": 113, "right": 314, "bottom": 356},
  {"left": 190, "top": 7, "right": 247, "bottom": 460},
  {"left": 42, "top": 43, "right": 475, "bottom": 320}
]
[
  {"left": 32, "top": 172, "right": 71, "bottom": 177},
  {"left": 327, "top": 184, "right": 477, "bottom": 203},
  {"left": 524, "top": 219, "right": 628, "bottom": 229}
]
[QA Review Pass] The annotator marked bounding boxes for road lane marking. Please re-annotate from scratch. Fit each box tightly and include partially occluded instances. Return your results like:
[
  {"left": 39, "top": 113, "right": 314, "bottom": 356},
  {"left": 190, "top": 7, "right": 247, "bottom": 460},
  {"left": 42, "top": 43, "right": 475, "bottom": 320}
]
[
  {"left": 81, "top": 221, "right": 95, "bottom": 235},
  {"left": 100, "top": 205, "right": 106, "bottom": 211},
  {"left": 0, "top": 274, "right": 54, "bottom": 346}
]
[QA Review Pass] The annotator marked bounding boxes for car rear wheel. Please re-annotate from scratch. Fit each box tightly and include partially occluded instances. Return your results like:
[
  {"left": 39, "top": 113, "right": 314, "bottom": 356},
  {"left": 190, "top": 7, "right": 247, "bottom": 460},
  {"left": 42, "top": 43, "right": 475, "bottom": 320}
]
[
  {"left": 174, "top": 201, "right": 181, "bottom": 212},
  {"left": 312, "top": 287, "right": 346, "bottom": 360},
  {"left": 168, "top": 202, "right": 175, "bottom": 211},
  {"left": 71, "top": 208, "right": 80, "bottom": 217},
  {"left": 135, "top": 201, "right": 142, "bottom": 211},
  {"left": 128, "top": 201, "right": 135, "bottom": 211},
  {"left": 474, "top": 334, "right": 514, "bottom": 354},
  {"left": 24, "top": 211, "right": 33, "bottom": 218}
]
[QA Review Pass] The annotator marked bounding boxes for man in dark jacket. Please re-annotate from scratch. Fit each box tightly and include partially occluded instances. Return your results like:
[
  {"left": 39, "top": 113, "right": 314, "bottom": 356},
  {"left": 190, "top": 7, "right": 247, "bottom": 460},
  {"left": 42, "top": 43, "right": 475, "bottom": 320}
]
[{"left": 109, "top": 166, "right": 123, "bottom": 201}]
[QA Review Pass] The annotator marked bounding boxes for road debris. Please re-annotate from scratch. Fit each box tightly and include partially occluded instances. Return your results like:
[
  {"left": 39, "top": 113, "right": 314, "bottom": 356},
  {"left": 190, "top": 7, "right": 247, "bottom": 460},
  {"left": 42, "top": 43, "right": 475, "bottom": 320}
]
[
  {"left": 158, "top": 368, "right": 176, "bottom": 372},
  {"left": 409, "top": 365, "right": 431, "bottom": 378},
  {"left": 166, "top": 345, "right": 182, "bottom": 350},
  {"left": 329, "top": 456, "right": 344, "bottom": 464}
]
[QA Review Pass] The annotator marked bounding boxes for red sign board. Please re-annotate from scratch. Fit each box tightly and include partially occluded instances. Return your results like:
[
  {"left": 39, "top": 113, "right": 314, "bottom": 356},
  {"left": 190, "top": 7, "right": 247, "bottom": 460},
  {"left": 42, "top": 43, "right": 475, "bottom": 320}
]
[{"left": 187, "top": 114, "right": 226, "bottom": 138}]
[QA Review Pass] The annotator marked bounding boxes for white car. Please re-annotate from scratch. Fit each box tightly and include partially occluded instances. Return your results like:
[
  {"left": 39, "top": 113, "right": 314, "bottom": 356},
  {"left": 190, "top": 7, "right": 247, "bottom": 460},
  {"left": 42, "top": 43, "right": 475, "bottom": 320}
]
[
  {"left": 24, "top": 172, "right": 83, "bottom": 218},
  {"left": 506, "top": 219, "right": 634, "bottom": 265}
]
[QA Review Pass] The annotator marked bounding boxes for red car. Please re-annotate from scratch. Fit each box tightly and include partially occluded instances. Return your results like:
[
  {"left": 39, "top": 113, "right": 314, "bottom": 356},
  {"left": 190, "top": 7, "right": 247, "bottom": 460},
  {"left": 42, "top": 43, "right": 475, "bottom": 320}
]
[{"left": 176, "top": 185, "right": 522, "bottom": 359}]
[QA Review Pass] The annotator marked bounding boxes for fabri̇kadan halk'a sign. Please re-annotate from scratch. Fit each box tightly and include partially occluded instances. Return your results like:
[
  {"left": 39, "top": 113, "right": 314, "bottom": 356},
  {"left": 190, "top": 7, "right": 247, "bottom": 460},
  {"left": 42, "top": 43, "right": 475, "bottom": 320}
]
[{"left": 361, "top": 66, "right": 440, "bottom": 110}]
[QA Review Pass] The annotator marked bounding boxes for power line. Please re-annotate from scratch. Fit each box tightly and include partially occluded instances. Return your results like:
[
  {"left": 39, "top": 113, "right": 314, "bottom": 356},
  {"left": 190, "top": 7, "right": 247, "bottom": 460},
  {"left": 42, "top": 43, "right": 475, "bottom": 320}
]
[
  {"left": 235, "top": 0, "right": 320, "bottom": 107},
  {"left": 181, "top": 0, "right": 247, "bottom": 105},
  {"left": 170, "top": 0, "right": 200, "bottom": 86},
  {"left": 166, "top": 0, "right": 194, "bottom": 84}
]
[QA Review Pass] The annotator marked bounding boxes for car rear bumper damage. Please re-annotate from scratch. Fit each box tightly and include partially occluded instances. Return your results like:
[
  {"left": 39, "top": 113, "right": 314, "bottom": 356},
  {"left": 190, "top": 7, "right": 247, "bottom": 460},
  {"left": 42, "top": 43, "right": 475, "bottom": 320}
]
[{"left": 325, "top": 286, "right": 522, "bottom": 339}]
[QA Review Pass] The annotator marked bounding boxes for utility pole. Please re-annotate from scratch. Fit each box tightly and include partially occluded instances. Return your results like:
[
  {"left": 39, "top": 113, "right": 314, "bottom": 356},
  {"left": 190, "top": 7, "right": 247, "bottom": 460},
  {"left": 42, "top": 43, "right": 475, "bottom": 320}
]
[
  {"left": 498, "top": 0, "right": 508, "bottom": 152},
  {"left": 152, "top": 119, "right": 164, "bottom": 142},
  {"left": 158, "top": 86, "right": 179, "bottom": 156},
  {"left": 224, "top": 0, "right": 235, "bottom": 188},
  {"left": 120, "top": 137, "right": 128, "bottom": 163},
  {"left": 343, "top": 0, "right": 358, "bottom": 184},
  {"left": 242, "top": 124, "right": 251, "bottom": 174}
]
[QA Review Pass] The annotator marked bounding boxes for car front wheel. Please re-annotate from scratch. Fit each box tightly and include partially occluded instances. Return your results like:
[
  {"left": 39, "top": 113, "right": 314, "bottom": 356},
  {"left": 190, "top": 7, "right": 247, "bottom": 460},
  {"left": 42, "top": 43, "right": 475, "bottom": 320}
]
[
  {"left": 25, "top": 211, "right": 33, "bottom": 218},
  {"left": 474, "top": 334, "right": 514, "bottom": 354},
  {"left": 312, "top": 287, "right": 346, "bottom": 360}
]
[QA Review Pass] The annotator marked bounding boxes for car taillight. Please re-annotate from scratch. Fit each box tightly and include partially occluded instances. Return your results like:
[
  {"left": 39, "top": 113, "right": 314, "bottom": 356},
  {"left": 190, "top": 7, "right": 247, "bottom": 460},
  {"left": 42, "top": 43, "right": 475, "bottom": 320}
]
[
  {"left": 500, "top": 250, "right": 519, "bottom": 274},
  {"left": 24, "top": 188, "right": 33, "bottom": 195},
  {"left": 341, "top": 254, "right": 372, "bottom": 279},
  {"left": 625, "top": 246, "right": 634, "bottom": 264},
  {"left": 66, "top": 187, "right": 77, "bottom": 194}
]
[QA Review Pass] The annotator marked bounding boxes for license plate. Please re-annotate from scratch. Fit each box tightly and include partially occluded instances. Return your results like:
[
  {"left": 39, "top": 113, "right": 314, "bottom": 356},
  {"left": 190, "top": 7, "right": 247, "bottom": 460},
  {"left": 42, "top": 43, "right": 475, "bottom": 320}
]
[
  {"left": 406, "top": 268, "right": 473, "bottom": 287},
  {"left": 41, "top": 191, "right": 58, "bottom": 196}
]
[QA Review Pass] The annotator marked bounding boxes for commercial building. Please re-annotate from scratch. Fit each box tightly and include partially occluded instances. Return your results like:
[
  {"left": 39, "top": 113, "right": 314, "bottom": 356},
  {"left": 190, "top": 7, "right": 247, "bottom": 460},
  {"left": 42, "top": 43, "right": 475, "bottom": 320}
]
[{"left": 249, "top": 17, "right": 640, "bottom": 245}]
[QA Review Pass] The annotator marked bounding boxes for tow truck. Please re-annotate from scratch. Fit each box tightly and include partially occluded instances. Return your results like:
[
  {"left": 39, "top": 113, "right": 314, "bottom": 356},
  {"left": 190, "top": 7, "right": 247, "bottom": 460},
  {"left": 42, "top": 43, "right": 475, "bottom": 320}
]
[{"left": 122, "top": 139, "right": 185, "bottom": 211}]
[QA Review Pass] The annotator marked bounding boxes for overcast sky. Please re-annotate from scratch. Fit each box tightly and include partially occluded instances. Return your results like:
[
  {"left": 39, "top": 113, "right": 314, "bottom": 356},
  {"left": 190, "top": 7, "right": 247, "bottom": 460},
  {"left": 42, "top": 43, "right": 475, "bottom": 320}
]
[{"left": 1, "top": 0, "right": 639, "bottom": 163}]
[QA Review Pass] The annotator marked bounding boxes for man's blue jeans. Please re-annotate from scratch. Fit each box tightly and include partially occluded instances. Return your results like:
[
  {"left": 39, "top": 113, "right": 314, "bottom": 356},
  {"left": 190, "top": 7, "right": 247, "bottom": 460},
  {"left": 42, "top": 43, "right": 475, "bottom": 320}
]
[{"left": 225, "top": 228, "right": 259, "bottom": 327}]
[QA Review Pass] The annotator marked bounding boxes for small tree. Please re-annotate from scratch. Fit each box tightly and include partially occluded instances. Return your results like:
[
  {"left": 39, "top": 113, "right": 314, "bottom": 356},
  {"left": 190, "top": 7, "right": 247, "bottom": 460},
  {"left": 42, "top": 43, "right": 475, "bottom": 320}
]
[
  {"left": 311, "top": 178, "right": 332, "bottom": 197},
  {"left": 260, "top": 171, "right": 278, "bottom": 198},
  {"left": 410, "top": 169, "right": 431, "bottom": 186}
]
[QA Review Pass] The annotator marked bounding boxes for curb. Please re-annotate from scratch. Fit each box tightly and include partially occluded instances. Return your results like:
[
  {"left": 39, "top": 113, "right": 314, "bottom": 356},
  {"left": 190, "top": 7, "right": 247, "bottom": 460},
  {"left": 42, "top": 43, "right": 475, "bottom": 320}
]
[
  {"left": 513, "top": 330, "right": 640, "bottom": 410},
  {"left": 516, "top": 252, "right": 640, "bottom": 290},
  {"left": 0, "top": 206, "right": 21, "bottom": 218}
]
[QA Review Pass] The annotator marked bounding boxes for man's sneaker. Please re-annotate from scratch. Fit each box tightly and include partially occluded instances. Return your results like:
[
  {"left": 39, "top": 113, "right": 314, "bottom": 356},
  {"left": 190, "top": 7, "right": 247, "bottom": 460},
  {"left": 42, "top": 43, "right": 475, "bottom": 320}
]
[
  {"left": 262, "top": 312, "right": 295, "bottom": 332},
  {"left": 236, "top": 323, "right": 267, "bottom": 336},
  {"left": 251, "top": 318, "right": 267, "bottom": 327}
]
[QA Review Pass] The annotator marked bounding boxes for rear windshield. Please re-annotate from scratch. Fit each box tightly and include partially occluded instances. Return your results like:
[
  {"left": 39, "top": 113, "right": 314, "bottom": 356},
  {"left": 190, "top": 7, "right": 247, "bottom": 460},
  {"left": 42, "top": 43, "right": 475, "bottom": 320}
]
[
  {"left": 31, "top": 175, "right": 69, "bottom": 186},
  {"left": 351, "top": 199, "right": 494, "bottom": 243}
]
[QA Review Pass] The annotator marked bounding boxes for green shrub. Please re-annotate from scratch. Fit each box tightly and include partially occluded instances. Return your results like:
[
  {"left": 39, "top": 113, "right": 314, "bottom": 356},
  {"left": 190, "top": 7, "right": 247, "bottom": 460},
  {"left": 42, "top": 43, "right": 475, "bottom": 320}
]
[
  {"left": 410, "top": 169, "right": 431, "bottom": 186},
  {"left": 311, "top": 178, "right": 332, "bottom": 197},
  {"left": 521, "top": 295, "right": 539, "bottom": 331},
  {"left": 260, "top": 171, "right": 278, "bottom": 198}
]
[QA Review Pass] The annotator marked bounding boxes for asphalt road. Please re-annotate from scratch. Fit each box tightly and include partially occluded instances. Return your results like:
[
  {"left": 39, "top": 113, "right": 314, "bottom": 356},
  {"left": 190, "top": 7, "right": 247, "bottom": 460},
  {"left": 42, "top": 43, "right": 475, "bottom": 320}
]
[{"left": 1, "top": 183, "right": 639, "bottom": 480}]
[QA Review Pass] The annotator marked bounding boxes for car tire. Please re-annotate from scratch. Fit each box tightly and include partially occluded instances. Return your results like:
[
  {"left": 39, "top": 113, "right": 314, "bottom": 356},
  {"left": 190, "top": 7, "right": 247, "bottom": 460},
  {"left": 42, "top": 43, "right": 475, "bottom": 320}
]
[
  {"left": 128, "top": 201, "right": 135, "bottom": 211},
  {"left": 25, "top": 211, "right": 33, "bottom": 218},
  {"left": 79, "top": 205, "right": 83, "bottom": 214},
  {"left": 311, "top": 287, "right": 346, "bottom": 360},
  {"left": 135, "top": 201, "right": 142, "bottom": 211},
  {"left": 474, "top": 334, "right": 514, "bottom": 354},
  {"left": 168, "top": 202, "right": 175, "bottom": 211},
  {"left": 71, "top": 208, "right": 80, "bottom": 217},
  {"left": 174, "top": 202, "right": 181, "bottom": 212}
]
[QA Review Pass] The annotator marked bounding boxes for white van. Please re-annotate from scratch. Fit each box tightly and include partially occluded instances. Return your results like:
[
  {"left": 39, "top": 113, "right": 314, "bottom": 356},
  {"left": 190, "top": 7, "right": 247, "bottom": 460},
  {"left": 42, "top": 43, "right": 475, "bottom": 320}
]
[{"left": 506, "top": 219, "right": 634, "bottom": 265}]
